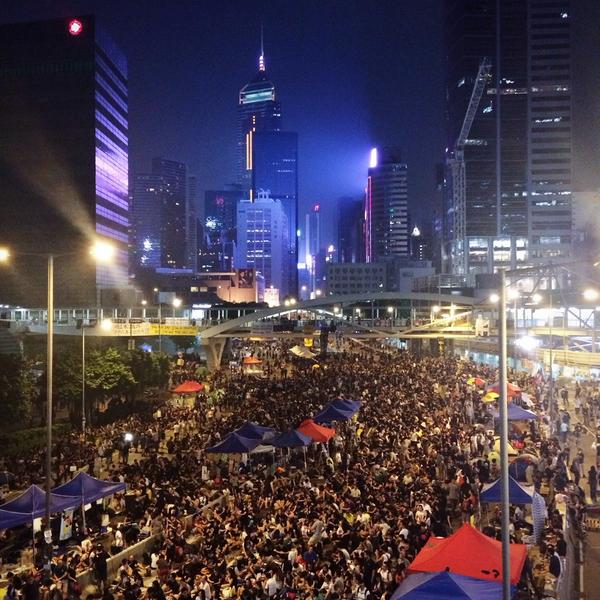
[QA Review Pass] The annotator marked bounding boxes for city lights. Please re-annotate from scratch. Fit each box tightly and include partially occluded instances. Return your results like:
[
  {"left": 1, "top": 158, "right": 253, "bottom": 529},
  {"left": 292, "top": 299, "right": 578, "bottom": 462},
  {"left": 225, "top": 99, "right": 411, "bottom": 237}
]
[
  {"left": 369, "top": 147, "right": 378, "bottom": 168},
  {"left": 583, "top": 288, "right": 599, "bottom": 302},
  {"left": 100, "top": 318, "right": 113, "bottom": 331},
  {"left": 515, "top": 335, "right": 540, "bottom": 352},
  {"left": 0, "top": 248, "right": 9, "bottom": 262},
  {"left": 489, "top": 293, "right": 500, "bottom": 304},
  {"left": 90, "top": 240, "right": 115, "bottom": 263},
  {"left": 68, "top": 19, "right": 83, "bottom": 36},
  {"left": 173, "top": 297, "right": 182, "bottom": 308}
]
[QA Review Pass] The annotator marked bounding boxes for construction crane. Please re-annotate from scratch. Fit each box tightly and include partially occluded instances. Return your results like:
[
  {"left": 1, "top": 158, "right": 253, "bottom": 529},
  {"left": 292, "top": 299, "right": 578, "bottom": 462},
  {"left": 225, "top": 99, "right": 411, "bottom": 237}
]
[{"left": 446, "top": 57, "right": 492, "bottom": 273}]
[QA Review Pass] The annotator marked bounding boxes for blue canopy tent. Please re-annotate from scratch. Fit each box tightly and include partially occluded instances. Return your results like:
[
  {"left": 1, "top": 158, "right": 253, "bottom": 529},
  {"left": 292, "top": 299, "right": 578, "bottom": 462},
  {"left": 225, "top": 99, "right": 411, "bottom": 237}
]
[
  {"left": 270, "top": 430, "right": 312, "bottom": 448},
  {"left": 53, "top": 472, "right": 126, "bottom": 505},
  {"left": 313, "top": 404, "right": 354, "bottom": 424},
  {"left": 492, "top": 404, "right": 537, "bottom": 421},
  {"left": 0, "top": 509, "right": 35, "bottom": 530},
  {"left": 331, "top": 399, "right": 361, "bottom": 413},
  {"left": 391, "top": 571, "right": 512, "bottom": 600},
  {"left": 205, "top": 432, "right": 261, "bottom": 454},
  {"left": 233, "top": 421, "right": 277, "bottom": 441},
  {"left": 480, "top": 475, "right": 534, "bottom": 504},
  {"left": 0, "top": 485, "right": 79, "bottom": 523}
]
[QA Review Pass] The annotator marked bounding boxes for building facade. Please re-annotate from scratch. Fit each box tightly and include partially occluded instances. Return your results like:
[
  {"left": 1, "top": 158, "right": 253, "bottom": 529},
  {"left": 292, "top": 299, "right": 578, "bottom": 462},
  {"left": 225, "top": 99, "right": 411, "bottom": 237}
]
[
  {"left": 132, "top": 158, "right": 189, "bottom": 272},
  {"left": 365, "top": 147, "right": 409, "bottom": 262},
  {"left": 235, "top": 191, "right": 288, "bottom": 294},
  {"left": 237, "top": 48, "right": 281, "bottom": 191},
  {"left": 443, "top": 0, "right": 576, "bottom": 275},
  {"left": 0, "top": 16, "right": 129, "bottom": 306},
  {"left": 337, "top": 197, "right": 366, "bottom": 264},
  {"left": 202, "top": 187, "right": 245, "bottom": 272},
  {"left": 251, "top": 129, "right": 298, "bottom": 297}
]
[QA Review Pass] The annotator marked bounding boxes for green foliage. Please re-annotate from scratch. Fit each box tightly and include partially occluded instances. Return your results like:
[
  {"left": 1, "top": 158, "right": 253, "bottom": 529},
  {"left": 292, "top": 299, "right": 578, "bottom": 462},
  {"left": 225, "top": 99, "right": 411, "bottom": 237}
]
[
  {"left": 0, "top": 423, "right": 71, "bottom": 458},
  {"left": 124, "top": 349, "right": 170, "bottom": 394},
  {"left": 85, "top": 347, "right": 136, "bottom": 398},
  {"left": 0, "top": 354, "right": 38, "bottom": 426}
]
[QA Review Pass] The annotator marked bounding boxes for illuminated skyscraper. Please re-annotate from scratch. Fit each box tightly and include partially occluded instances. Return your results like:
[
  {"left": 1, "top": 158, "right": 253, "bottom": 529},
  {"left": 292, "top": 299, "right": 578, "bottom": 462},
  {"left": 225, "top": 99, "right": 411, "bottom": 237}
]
[
  {"left": 0, "top": 15, "right": 129, "bottom": 306},
  {"left": 235, "top": 191, "right": 288, "bottom": 293},
  {"left": 252, "top": 130, "right": 298, "bottom": 295},
  {"left": 365, "top": 147, "right": 409, "bottom": 262},
  {"left": 237, "top": 36, "right": 282, "bottom": 190},
  {"left": 132, "top": 158, "right": 189, "bottom": 271}
]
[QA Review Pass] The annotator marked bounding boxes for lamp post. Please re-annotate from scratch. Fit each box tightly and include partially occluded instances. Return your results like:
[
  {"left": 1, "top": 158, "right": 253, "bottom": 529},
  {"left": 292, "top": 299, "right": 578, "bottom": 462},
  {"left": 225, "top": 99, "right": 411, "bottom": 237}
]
[
  {"left": 0, "top": 240, "right": 114, "bottom": 555},
  {"left": 497, "top": 270, "right": 511, "bottom": 600},
  {"left": 507, "top": 289, "right": 520, "bottom": 368}
]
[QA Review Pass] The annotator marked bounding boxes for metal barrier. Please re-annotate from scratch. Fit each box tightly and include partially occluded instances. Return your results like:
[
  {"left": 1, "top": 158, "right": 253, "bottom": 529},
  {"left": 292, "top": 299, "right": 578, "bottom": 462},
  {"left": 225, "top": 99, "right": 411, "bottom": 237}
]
[{"left": 76, "top": 494, "right": 226, "bottom": 590}]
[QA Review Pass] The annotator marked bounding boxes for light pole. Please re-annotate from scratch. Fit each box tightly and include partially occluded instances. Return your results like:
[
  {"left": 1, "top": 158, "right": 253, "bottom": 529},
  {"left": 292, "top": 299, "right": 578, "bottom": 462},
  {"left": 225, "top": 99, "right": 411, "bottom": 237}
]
[
  {"left": 0, "top": 240, "right": 114, "bottom": 551},
  {"left": 497, "top": 270, "right": 511, "bottom": 600},
  {"left": 507, "top": 289, "right": 520, "bottom": 368}
]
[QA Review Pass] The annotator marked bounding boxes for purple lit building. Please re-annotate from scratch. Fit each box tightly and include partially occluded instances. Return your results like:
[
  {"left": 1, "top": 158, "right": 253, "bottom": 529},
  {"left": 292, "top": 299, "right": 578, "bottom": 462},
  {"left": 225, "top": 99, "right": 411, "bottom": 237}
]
[{"left": 0, "top": 16, "right": 129, "bottom": 306}]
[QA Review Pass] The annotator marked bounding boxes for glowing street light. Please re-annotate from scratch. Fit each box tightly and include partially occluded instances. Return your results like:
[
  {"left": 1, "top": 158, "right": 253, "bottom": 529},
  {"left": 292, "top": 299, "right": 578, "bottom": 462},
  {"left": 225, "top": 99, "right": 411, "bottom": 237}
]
[
  {"left": 515, "top": 335, "right": 540, "bottom": 352},
  {"left": 583, "top": 288, "right": 599, "bottom": 302},
  {"left": 100, "top": 318, "right": 113, "bottom": 331},
  {"left": 284, "top": 299, "right": 290, "bottom": 307},
  {"left": 489, "top": 293, "right": 500, "bottom": 304},
  {"left": 90, "top": 240, "right": 115, "bottom": 263},
  {"left": 141, "top": 300, "right": 147, "bottom": 306},
  {"left": 531, "top": 293, "right": 543, "bottom": 304},
  {"left": 507, "top": 289, "right": 520, "bottom": 301},
  {"left": 0, "top": 248, "right": 9, "bottom": 262},
  {"left": 173, "top": 297, "right": 182, "bottom": 308},
  {"left": 387, "top": 306, "right": 394, "bottom": 314},
  {"left": 315, "top": 289, "right": 322, "bottom": 297}
]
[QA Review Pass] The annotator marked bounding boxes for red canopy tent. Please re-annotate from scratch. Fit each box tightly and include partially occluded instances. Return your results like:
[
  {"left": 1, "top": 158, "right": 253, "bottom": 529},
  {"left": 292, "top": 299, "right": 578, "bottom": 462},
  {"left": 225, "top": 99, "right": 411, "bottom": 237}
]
[
  {"left": 486, "top": 381, "right": 522, "bottom": 398},
  {"left": 408, "top": 524, "right": 527, "bottom": 585},
  {"left": 242, "top": 356, "right": 262, "bottom": 365},
  {"left": 297, "top": 419, "right": 335, "bottom": 442},
  {"left": 172, "top": 380, "right": 203, "bottom": 393}
]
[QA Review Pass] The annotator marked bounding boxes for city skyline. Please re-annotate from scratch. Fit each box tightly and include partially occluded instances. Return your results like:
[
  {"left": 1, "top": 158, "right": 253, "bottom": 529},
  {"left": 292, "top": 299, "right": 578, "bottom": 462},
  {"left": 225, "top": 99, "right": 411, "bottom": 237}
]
[{"left": 0, "top": 0, "right": 447, "bottom": 240}]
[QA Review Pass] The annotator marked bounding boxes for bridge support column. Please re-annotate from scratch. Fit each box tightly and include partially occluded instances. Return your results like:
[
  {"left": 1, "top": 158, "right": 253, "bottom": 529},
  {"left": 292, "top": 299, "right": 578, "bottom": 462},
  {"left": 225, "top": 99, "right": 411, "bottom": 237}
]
[{"left": 201, "top": 338, "right": 227, "bottom": 371}]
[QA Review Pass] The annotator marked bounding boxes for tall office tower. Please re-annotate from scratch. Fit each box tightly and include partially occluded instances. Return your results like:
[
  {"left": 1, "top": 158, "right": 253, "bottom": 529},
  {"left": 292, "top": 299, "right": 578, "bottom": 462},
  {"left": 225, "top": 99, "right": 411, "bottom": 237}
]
[
  {"left": 203, "top": 187, "right": 245, "bottom": 271},
  {"left": 443, "top": 0, "right": 578, "bottom": 275},
  {"left": 365, "top": 147, "right": 409, "bottom": 262},
  {"left": 132, "top": 174, "right": 167, "bottom": 269},
  {"left": 0, "top": 16, "right": 129, "bottom": 306},
  {"left": 252, "top": 130, "right": 298, "bottom": 295},
  {"left": 132, "top": 158, "right": 189, "bottom": 271},
  {"left": 235, "top": 191, "right": 288, "bottom": 293},
  {"left": 337, "top": 197, "right": 366, "bottom": 264},
  {"left": 527, "top": 1, "right": 572, "bottom": 264},
  {"left": 302, "top": 204, "right": 322, "bottom": 295},
  {"left": 186, "top": 175, "right": 198, "bottom": 272},
  {"left": 237, "top": 40, "right": 282, "bottom": 190},
  {"left": 151, "top": 158, "right": 187, "bottom": 269}
]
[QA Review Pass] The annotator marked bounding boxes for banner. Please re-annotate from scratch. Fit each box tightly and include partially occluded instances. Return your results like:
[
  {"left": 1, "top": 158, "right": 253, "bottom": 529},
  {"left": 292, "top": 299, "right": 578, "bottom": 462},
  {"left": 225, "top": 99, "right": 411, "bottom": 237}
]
[
  {"left": 59, "top": 509, "right": 73, "bottom": 541},
  {"left": 148, "top": 324, "right": 198, "bottom": 336}
]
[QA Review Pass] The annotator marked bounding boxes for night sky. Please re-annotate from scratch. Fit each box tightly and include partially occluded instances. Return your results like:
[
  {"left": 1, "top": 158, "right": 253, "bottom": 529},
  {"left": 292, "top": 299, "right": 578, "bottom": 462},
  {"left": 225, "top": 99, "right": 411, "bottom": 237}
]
[{"left": 2, "top": 0, "right": 445, "bottom": 243}]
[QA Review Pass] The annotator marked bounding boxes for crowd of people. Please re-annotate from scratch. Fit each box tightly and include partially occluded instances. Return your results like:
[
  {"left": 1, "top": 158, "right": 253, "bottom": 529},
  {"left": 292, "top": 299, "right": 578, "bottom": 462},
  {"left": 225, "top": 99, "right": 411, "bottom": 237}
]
[{"left": 0, "top": 341, "right": 596, "bottom": 599}]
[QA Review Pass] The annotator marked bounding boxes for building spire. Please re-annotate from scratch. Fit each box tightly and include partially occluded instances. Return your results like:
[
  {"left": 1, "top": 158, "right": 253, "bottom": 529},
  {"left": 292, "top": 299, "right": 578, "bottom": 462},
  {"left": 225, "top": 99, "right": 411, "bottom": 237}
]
[{"left": 259, "top": 25, "right": 265, "bottom": 72}]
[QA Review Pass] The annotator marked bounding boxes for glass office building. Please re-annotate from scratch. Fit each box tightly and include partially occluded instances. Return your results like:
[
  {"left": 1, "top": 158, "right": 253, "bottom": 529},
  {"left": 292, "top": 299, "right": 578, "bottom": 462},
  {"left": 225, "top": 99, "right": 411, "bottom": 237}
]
[{"left": 0, "top": 16, "right": 129, "bottom": 306}]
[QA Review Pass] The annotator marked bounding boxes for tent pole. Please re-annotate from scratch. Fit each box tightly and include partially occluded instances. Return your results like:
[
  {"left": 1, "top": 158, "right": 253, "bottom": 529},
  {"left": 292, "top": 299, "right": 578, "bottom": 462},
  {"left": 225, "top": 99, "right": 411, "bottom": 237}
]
[{"left": 81, "top": 502, "right": 87, "bottom": 535}]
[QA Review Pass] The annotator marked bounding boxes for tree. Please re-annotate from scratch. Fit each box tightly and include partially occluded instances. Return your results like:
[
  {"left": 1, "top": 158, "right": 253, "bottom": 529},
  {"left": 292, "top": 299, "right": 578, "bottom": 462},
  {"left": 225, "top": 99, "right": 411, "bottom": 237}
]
[
  {"left": 0, "top": 354, "right": 38, "bottom": 428},
  {"left": 85, "top": 348, "right": 136, "bottom": 418},
  {"left": 125, "top": 349, "right": 170, "bottom": 397}
]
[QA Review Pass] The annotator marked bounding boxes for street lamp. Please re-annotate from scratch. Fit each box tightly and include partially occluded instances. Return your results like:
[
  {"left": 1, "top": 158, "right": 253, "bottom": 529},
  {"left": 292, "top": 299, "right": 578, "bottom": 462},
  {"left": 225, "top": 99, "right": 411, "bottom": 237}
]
[
  {"left": 0, "top": 239, "right": 114, "bottom": 563},
  {"left": 489, "top": 293, "right": 500, "bottom": 304},
  {"left": 583, "top": 288, "right": 599, "bottom": 302}
]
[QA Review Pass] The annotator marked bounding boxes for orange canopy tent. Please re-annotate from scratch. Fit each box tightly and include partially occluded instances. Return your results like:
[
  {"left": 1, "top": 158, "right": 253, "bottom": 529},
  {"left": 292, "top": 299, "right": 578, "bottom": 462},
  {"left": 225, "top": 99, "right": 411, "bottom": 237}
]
[
  {"left": 297, "top": 419, "right": 335, "bottom": 442},
  {"left": 408, "top": 524, "right": 527, "bottom": 585},
  {"left": 486, "top": 381, "right": 522, "bottom": 398},
  {"left": 172, "top": 380, "right": 203, "bottom": 393},
  {"left": 242, "top": 356, "right": 262, "bottom": 365}
]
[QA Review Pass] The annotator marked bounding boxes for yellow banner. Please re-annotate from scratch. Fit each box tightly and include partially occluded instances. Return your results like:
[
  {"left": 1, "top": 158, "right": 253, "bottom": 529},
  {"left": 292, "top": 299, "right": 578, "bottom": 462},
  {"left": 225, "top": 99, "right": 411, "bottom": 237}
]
[
  {"left": 149, "top": 324, "right": 198, "bottom": 336},
  {"left": 304, "top": 337, "right": 313, "bottom": 348}
]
